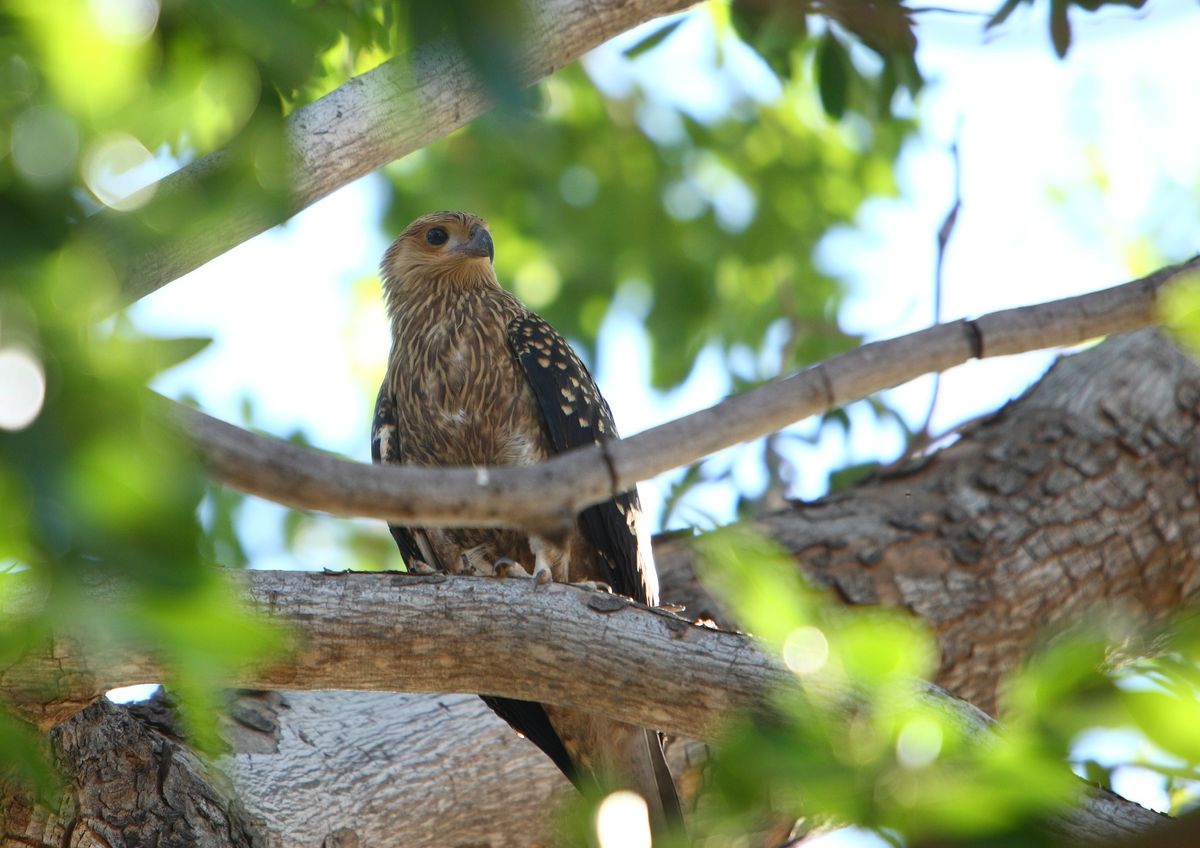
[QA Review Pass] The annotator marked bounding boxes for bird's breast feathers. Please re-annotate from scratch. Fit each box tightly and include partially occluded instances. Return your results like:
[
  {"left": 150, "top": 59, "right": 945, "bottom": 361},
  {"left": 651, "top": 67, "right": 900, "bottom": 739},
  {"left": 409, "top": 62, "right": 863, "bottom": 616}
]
[{"left": 388, "top": 290, "right": 545, "bottom": 468}]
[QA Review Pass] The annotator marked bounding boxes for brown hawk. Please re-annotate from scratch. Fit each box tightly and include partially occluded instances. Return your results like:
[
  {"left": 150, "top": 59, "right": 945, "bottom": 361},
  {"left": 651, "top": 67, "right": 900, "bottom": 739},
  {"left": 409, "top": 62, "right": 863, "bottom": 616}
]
[{"left": 371, "top": 211, "right": 681, "bottom": 829}]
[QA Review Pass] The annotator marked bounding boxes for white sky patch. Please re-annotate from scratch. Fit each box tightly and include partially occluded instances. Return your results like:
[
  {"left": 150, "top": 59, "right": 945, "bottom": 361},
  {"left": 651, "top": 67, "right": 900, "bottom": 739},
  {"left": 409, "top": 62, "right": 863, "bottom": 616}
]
[
  {"left": 132, "top": 175, "right": 391, "bottom": 457},
  {"left": 831, "top": 0, "right": 1200, "bottom": 440},
  {"left": 805, "top": 827, "right": 894, "bottom": 848},
  {"left": 1071, "top": 726, "right": 1178, "bottom": 814},
  {"left": 106, "top": 683, "right": 162, "bottom": 704}
]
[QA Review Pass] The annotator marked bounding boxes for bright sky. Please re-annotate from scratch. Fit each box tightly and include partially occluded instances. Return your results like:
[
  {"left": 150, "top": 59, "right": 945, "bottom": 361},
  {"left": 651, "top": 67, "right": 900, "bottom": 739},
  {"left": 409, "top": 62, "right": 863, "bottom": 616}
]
[{"left": 127, "top": 0, "right": 1200, "bottom": 816}]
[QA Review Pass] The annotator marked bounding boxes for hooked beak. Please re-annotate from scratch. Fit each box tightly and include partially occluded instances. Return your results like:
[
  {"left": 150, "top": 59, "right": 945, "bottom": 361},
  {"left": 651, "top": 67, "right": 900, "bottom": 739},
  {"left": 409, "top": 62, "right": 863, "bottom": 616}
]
[{"left": 458, "top": 224, "right": 494, "bottom": 262}]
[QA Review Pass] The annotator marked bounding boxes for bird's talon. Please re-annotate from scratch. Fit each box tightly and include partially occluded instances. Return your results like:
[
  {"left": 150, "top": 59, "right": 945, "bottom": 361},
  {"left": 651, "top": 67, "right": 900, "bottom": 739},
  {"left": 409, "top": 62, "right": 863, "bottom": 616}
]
[
  {"left": 407, "top": 560, "right": 438, "bottom": 575},
  {"left": 494, "top": 557, "right": 533, "bottom": 579},
  {"left": 533, "top": 564, "right": 553, "bottom": 588},
  {"left": 571, "top": 579, "right": 612, "bottom": 593}
]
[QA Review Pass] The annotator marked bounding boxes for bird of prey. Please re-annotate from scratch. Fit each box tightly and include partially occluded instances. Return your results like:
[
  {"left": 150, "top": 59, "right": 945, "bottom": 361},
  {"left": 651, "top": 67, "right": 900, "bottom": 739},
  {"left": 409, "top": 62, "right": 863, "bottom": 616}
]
[{"left": 372, "top": 211, "right": 681, "bottom": 830}]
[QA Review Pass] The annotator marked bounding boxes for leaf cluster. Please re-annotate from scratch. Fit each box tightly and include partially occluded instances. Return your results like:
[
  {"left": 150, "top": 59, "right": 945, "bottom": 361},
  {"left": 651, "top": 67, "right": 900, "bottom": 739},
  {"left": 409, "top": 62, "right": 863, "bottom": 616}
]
[
  {"left": 421, "top": 532, "right": 1200, "bottom": 846},
  {"left": 601, "top": 528, "right": 1198, "bottom": 846}
]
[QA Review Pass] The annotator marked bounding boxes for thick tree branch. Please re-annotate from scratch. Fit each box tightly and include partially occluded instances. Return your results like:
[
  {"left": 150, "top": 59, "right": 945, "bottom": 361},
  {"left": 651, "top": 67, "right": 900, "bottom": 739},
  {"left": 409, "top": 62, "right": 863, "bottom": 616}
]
[
  {"left": 656, "top": 328, "right": 1200, "bottom": 715},
  {"left": 0, "top": 571, "right": 834, "bottom": 740},
  {"left": 174, "top": 258, "right": 1198, "bottom": 536},
  {"left": 0, "top": 571, "right": 1165, "bottom": 843},
  {"left": 101, "top": 0, "right": 695, "bottom": 305}
]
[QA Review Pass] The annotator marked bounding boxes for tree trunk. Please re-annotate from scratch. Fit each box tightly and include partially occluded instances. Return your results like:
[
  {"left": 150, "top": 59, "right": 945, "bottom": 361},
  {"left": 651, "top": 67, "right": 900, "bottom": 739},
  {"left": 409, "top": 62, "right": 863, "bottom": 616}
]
[{"left": 1, "top": 698, "right": 261, "bottom": 848}]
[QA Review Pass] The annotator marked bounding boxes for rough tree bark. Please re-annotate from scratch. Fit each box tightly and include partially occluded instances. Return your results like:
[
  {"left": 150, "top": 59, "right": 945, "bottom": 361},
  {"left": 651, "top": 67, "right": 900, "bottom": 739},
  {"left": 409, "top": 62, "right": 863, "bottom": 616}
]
[
  {"left": 0, "top": 698, "right": 262, "bottom": 848},
  {"left": 659, "top": 328, "right": 1200, "bottom": 716},
  {"left": 4, "top": 329, "right": 1194, "bottom": 847}
]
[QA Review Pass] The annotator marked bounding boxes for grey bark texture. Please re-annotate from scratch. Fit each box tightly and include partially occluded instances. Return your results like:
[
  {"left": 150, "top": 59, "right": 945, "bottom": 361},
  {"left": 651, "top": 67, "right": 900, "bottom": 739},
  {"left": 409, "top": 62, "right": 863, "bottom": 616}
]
[
  {"left": 658, "top": 328, "right": 1200, "bottom": 716},
  {"left": 1, "top": 698, "right": 261, "bottom": 848},
  {"left": 4, "top": 329, "right": 1194, "bottom": 846}
]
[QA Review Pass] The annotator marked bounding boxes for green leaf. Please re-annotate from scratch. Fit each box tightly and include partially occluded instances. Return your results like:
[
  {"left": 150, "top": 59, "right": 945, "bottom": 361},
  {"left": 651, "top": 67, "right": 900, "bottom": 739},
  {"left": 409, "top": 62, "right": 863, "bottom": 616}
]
[
  {"left": 828, "top": 460, "right": 879, "bottom": 493},
  {"left": 660, "top": 462, "right": 706, "bottom": 528},
  {"left": 730, "top": 0, "right": 807, "bottom": 80},
  {"left": 1124, "top": 688, "right": 1200, "bottom": 764},
  {"left": 407, "top": 0, "right": 528, "bottom": 110},
  {"left": 694, "top": 526, "right": 816, "bottom": 648},
  {"left": 1050, "top": 0, "right": 1072, "bottom": 58},
  {"left": 1080, "top": 759, "right": 1115, "bottom": 788},
  {"left": 832, "top": 611, "right": 936, "bottom": 685},
  {"left": 623, "top": 19, "right": 685, "bottom": 58},
  {"left": 133, "top": 576, "right": 287, "bottom": 754},
  {"left": 140, "top": 335, "right": 214, "bottom": 376},
  {"left": 986, "top": 0, "right": 1023, "bottom": 29},
  {"left": 817, "top": 33, "right": 850, "bottom": 120},
  {"left": 1159, "top": 269, "right": 1200, "bottom": 357},
  {"left": 0, "top": 707, "right": 61, "bottom": 803}
]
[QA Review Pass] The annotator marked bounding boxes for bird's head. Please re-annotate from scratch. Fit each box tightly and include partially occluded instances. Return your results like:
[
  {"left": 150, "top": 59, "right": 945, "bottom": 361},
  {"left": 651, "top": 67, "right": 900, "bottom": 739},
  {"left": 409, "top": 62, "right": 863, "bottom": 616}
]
[{"left": 380, "top": 211, "right": 496, "bottom": 300}]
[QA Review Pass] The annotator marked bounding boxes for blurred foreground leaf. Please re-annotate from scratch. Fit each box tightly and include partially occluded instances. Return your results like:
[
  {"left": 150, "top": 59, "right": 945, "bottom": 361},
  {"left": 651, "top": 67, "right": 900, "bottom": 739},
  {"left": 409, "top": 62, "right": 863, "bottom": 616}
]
[
  {"left": 682, "top": 528, "right": 1186, "bottom": 844},
  {"left": 1160, "top": 269, "right": 1200, "bottom": 357}
]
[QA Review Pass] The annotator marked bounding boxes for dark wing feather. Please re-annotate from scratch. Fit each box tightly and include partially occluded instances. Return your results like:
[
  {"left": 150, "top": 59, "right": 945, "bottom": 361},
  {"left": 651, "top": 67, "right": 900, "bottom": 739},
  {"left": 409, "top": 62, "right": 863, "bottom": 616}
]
[
  {"left": 507, "top": 313, "right": 650, "bottom": 604},
  {"left": 371, "top": 384, "right": 425, "bottom": 566},
  {"left": 481, "top": 696, "right": 579, "bottom": 787}
]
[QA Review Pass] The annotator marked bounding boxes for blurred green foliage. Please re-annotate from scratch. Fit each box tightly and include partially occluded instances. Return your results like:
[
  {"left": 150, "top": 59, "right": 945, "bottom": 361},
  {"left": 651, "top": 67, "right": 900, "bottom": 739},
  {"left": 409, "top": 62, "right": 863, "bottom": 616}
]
[
  {"left": 1160, "top": 270, "right": 1200, "bottom": 357},
  {"left": 552, "top": 528, "right": 1196, "bottom": 846}
]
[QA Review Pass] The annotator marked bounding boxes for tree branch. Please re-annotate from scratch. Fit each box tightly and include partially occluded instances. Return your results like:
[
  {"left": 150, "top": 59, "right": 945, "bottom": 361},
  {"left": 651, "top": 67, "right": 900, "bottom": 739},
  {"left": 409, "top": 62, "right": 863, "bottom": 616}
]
[
  {"left": 172, "top": 257, "right": 1198, "bottom": 536},
  {"left": 0, "top": 570, "right": 1166, "bottom": 842},
  {"left": 0, "top": 571, "right": 808, "bottom": 740},
  {"left": 101, "top": 0, "right": 695, "bottom": 306}
]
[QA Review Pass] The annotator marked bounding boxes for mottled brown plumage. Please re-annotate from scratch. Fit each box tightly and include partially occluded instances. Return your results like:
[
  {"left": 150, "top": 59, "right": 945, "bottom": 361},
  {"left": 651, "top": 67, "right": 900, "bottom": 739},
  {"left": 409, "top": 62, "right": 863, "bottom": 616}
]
[{"left": 372, "top": 211, "right": 680, "bottom": 830}]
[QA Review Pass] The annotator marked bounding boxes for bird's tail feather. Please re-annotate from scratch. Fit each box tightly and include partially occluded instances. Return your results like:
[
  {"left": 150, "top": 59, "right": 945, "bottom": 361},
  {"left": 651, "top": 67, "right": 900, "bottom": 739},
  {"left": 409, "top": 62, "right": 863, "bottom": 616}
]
[{"left": 641, "top": 728, "right": 684, "bottom": 836}]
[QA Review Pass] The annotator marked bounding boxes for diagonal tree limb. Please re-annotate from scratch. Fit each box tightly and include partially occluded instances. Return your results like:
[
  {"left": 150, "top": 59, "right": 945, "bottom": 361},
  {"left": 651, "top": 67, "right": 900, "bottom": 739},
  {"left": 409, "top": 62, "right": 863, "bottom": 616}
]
[
  {"left": 172, "top": 257, "right": 1200, "bottom": 537},
  {"left": 99, "top": 0, "right": 696, "bottom": 306},
  {"left": 0, "top": 570, "right": 1167, "bottom": 842}
]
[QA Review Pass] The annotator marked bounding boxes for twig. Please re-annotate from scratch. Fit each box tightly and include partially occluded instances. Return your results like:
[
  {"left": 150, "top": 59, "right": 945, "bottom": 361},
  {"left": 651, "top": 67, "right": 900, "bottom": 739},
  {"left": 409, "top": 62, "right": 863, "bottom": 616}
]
[{"left": 913, "top": 132, "right": 963, "bottom": 451}]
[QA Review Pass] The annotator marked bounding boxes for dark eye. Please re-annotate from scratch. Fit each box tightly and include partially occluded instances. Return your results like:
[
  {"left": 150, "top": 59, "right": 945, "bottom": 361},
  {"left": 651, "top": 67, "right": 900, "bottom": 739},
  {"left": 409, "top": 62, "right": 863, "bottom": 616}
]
[{"left": 426, "top": 227, "right": 448, "bottom": 246}]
